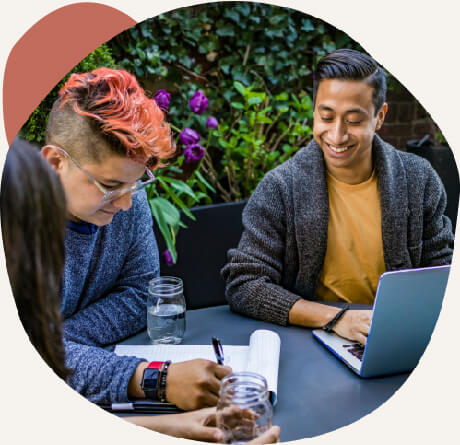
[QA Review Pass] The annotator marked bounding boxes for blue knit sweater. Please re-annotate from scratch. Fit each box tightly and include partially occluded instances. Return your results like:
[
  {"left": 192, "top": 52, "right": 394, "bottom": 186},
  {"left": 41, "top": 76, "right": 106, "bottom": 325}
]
[{"left": 62, "top": 190, "right": 158, "bottom": 403}]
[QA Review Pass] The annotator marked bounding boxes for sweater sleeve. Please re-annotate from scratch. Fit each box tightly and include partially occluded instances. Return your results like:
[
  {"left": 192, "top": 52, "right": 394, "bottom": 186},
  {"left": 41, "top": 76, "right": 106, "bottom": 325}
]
[
  {"left": 64, "top": 339, "right": 146, "bottom": 403},
  {"left": 221, "top": 172, "right": 301, "bottom": 326},
  {"left": 63, "top": 193, "right": 159, "bottom": 402},
  {"left": 420, "top": 166, "right": 454, "bottom": 266}
]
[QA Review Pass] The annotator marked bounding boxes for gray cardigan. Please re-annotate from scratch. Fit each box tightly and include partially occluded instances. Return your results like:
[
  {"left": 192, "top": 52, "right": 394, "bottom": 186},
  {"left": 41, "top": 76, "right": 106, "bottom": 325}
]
[{"left": 221, "top": 135, "right": 454, "bottom": 326}]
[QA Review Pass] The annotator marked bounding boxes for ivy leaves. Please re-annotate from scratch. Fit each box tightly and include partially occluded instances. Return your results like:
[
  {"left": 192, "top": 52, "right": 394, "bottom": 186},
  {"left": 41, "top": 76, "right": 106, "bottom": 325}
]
[
  {"left": 21, "top": 44, "right": 116, "bottom": 143},
  {"left": 110, "top": 2, "right": 359, "bottom": 96}
]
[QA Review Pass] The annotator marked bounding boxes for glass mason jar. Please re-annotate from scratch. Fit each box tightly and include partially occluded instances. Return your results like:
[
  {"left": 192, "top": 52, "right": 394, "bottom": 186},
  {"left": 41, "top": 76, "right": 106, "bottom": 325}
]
[
  {"left": 147, "top": 276, "right": 186, "bottom": 344},
  {"left": 216, "top": 372, "right": 273, "bottom": 444}
]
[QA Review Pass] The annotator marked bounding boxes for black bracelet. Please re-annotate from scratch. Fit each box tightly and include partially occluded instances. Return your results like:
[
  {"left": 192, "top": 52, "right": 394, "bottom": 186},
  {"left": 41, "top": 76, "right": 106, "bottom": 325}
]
[
  {"left": 322, "top": 304, "right": 351, "bottom": 333},
  {"left": 157, "top": 360, "right": 171, "bottom": 403}
]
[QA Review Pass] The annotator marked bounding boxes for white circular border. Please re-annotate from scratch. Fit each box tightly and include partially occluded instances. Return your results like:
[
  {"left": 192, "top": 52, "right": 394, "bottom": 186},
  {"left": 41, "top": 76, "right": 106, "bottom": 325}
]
[{"left": 1, "top": 1, "right": 458, "bottom": 444}]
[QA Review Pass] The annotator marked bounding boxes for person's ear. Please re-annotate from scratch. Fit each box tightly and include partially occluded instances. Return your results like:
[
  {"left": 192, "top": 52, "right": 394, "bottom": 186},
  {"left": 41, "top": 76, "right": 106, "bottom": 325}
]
[
  {"left": 375, "top": 103, "right": 388, "bottom": 131},
  {"left": 41, "top": 145, "right": 66, "bottom": 172}
]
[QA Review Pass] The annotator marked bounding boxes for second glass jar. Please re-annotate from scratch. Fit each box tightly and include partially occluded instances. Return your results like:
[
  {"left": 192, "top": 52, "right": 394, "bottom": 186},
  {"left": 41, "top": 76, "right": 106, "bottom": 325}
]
[{"left": 216, "top": 372, "right": 273, "bottom": 444}]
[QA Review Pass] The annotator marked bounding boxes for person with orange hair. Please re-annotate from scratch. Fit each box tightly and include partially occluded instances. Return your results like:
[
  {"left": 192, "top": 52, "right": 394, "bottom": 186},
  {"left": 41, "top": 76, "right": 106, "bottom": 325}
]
[
  {"left": 2, "top": 138, "right": 279, "bottom": 443},
  {"left": 41, "top": 68, "right": 232, "bottom": 408}
]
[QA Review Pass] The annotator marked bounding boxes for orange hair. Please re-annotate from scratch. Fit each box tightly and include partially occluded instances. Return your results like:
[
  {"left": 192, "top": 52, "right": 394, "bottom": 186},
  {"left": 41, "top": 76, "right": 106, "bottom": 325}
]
[{"left": 58, "top": 67, "right": 174, "bottom": 168}]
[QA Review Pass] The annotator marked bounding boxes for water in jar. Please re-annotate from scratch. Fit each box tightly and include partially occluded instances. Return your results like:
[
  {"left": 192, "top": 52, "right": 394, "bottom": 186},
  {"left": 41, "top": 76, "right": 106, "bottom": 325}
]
[{"left": 147, "top": 303, "right": 185, "bottom": 344}]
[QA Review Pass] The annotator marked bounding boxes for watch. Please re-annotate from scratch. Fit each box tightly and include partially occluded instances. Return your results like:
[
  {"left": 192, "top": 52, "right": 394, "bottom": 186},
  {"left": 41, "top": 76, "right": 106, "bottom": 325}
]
[
  {"left": 322, "top": 304, "right": 350, "bottom": 333},
  {"left": 140, "top": 361, "right": 164, "bottom": 400}
]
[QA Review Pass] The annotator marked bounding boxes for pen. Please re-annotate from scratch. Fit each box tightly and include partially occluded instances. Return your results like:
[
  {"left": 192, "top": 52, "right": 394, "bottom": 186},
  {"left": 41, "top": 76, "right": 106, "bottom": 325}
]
[{"left": 212, "top": 337, "right": 225, "bottom": 365}]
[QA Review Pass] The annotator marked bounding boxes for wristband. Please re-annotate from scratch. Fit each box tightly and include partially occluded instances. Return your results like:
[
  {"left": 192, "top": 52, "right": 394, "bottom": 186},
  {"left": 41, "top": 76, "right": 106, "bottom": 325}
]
[
  {"left": 157, "top": 360, "right": 171, "bottom": 403},
  {"left": 322, "top": 304, "right": 351, "bottom": 333},
  {"left": 147, "top": 361, "right": 164, "bottom": 369}
]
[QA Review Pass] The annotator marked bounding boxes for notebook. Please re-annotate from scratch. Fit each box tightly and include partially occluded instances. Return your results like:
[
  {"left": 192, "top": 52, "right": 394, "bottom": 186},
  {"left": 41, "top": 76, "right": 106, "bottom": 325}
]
[
  {"left": 104, "top": 329, "right": 281, "bottom": 413},
  {"left": 313, "top": 265, "right": 450, "bottom": 378}
]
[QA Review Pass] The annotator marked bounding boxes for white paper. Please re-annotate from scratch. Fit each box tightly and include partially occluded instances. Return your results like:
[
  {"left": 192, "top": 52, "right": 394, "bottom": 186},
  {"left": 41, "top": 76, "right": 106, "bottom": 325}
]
[
  {"left": 114, "top": 329, "right": 281, "bottom": 397},
  {"left": 114, "top": 344, "right": 248, "bottom": 370},
  {"left": 245, "top": 330, "right": 281, "bottom": 395}
]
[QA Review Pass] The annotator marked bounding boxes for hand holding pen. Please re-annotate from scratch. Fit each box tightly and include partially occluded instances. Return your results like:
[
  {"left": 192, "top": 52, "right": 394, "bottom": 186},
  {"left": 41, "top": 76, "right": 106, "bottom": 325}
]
[{"left": 212, "top": 337, "right": 225, "bottom": 365}]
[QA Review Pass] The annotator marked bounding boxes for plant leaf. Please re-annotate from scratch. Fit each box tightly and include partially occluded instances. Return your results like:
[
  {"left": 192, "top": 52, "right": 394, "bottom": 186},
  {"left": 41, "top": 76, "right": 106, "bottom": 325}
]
[
  {"left": 160, "top": 176, "right": 197, "bottom": 199},
  {"left": 230, "top": 101, "right": 244, "bottom": 110},
  {"left": 248, "top": 96, "right": 263, "bottom": 106},
  {"left": 195, "top": 170, "right": 216, "bottom": 192},
  {"left": 233, "top": 81, "right": 246, "bottom": 97},
  {"left": 149, "top": 198, "right": 177, "bottom": 262}
]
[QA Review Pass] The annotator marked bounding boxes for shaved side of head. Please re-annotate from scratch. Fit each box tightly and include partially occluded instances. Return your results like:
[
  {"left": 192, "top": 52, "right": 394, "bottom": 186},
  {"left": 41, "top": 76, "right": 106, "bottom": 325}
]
[{"left": 45, "top": 99, "right": 113, "bottom": 164}]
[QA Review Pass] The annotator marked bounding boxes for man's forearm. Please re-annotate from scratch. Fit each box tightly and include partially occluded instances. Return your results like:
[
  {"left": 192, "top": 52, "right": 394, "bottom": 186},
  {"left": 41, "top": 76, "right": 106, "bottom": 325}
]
[
  {"left": 288, "top": 299, "right": 341, "bottom": 328},
  {"left": 289, "top": 300, "right": 373, "bottom": 345}
]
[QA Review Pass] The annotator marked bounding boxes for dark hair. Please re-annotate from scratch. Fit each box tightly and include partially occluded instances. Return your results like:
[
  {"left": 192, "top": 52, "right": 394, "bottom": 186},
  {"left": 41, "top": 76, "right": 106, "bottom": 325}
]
[
  {"left": 0, "top": 138, "right": 71, "bottom": 380},
  {"left": 313, "top": 49, "right": 387, "bottom": 115}
]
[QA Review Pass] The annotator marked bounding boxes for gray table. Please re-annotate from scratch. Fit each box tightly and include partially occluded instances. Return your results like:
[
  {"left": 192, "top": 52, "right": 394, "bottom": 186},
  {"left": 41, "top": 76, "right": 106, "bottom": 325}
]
[{"left": 118, "top": 305, "right": 409, "bottom": 442}]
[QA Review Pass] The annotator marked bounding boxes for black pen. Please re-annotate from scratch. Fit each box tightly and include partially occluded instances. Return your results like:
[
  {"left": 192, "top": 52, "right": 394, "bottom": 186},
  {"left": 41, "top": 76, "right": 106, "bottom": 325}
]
[{"left": 212, "top": 337, "right": 225, "bottom": 365}]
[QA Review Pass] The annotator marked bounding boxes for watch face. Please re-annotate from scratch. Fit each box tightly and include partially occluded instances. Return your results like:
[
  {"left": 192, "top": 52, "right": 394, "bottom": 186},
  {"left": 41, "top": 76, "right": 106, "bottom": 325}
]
[{"left": 142, "top": 368, "right": 160, "bottom": 390}]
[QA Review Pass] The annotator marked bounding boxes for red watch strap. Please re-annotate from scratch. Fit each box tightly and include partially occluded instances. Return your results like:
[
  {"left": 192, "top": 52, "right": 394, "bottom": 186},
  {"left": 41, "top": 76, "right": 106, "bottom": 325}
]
[{"left": 147, "top": 361, "right": 164, "bottom": 369}]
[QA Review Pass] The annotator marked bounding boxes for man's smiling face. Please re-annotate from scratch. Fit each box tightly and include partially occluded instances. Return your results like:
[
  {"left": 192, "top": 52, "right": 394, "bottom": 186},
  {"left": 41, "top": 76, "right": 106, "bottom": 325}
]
[{"left": 313, "top": 78, "right": 387, "bottom": 184}]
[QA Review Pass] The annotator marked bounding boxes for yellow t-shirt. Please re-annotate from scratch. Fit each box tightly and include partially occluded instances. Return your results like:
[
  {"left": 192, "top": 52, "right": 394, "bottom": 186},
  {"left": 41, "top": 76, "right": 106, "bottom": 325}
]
[{"left": 316, "top": 169, "right": 386, "bottom": 305}]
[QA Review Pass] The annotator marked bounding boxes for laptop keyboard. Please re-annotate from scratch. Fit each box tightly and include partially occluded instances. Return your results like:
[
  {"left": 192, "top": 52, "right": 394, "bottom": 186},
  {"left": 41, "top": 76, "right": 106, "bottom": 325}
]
[{"left": 343, "top": 343, "right": 365, "bottom": 361}]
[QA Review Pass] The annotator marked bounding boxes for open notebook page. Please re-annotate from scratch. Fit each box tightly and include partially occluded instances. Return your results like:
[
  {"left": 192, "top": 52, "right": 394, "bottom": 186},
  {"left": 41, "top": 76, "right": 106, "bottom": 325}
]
[
  {"left": 114, "top": 330, "right": 281, "bottom": 399},
  {"left": 114, "top": 344, "right": 249, "bottom": 371},
  {"left": 244, "top": 330, "right": 281, "bottom": 396}
]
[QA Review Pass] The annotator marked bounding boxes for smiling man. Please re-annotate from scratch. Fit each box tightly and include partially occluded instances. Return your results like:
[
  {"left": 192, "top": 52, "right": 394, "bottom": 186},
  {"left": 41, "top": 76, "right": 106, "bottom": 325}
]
[
  {"left": 222, "top": 49, "right": 454, "bottom": 344},
  {"left": 41, "top": 68, "right": 231, "bottom": 408}
]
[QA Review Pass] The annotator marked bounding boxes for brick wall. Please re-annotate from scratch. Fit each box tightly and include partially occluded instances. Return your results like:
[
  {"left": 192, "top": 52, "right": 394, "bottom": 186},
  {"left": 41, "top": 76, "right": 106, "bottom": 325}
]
[{"left": 377, "top": 81, "right": 438, "bottom": 151}]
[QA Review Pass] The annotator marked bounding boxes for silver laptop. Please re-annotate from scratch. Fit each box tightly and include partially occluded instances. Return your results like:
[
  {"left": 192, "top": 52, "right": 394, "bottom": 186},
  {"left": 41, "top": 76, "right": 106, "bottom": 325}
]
[{"left": 312, "top": 265, "right": 451, "bottom": 378}]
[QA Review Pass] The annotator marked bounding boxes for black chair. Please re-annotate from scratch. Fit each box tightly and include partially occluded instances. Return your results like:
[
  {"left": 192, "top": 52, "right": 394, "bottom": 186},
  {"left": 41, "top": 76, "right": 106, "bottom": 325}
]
[
  {"left": 154, "top": 201, "right": 246, "bottom": 309},
  {"left": 406, "top": 136, "right": 459, "bottom": 233}
]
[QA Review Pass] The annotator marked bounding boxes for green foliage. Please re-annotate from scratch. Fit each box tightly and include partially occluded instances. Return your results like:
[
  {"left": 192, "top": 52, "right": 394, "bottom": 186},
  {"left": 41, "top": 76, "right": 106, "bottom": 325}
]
[
  {"left": 20, "top": 44, "right": 116, "bottom": 144},
  {"left": 142, "top": 78, "right": 313, "bottom": 261},
  {"left": 434, "top": 131, "right": 447, "bottom": 146},
  {"left": 145, "top": 152, "right": 216, "bottom": 262},
  {"left": 108, "top": 2, "right": 361, "bottom": 134},
  {"left": 205, "top": 81, "right": 313, "bottom": 201}
]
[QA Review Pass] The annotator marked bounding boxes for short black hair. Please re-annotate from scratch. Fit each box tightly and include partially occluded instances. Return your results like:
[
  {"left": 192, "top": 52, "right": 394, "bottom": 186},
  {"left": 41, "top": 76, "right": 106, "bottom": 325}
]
[{"left": 313, "top": 49, "right": 387, "bottom": 115}]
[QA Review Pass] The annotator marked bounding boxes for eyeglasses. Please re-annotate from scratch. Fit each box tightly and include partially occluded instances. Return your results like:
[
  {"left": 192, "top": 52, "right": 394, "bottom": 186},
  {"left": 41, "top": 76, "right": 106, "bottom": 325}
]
[{"left": 48, "top": 145, "right": 155, "bottom": 204}]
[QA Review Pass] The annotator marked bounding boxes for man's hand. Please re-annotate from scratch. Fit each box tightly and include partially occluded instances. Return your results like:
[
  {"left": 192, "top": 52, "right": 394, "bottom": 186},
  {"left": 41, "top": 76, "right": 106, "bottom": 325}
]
[
  {"left": 203, "top": 408, "right": 280, "bottom": 444},
  {"left": 247, "top": 426, "right": 280, "bottom": 444},
  {"left": 333, "top": 309, "right": 372, "bottom": 345},
  {"left": 215, "top": 405, "right": 280, "bottom": 443},
  {"left": 166, "top": 359, "right": 232, "bottom": 410},
  {"left": 127, "top": 407, "right": 280, "bottom": 443}
]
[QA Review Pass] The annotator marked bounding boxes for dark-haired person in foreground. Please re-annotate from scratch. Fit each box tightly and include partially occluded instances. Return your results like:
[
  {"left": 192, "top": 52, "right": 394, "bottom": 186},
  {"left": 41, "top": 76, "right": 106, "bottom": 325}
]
[
  {"left": 0, "top": 138, "right": 280, "bottom": 444},
  {"left": 40, "top": 68, "right": 232, "bottom": 409},
  {"left": 222, "top": 49, "right": 454, "bottom": 345}
]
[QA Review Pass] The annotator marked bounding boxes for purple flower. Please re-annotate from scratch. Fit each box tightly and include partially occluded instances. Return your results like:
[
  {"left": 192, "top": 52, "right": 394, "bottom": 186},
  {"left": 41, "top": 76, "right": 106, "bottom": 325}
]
[
  {"left": 189, "top": 90, "right": 208, "bottom": 114},
  {"left": 162, "top": 249, "right": 174, "bottom": 267},
  {"left": 183, "top": 144, "right": 205, "bottom": 163},
  {"left": 180, "top": 128, "right": 200, "bottom": 146},
  {"left": 206, "top": 116, "right": 218, "bottom": 129},
  {"left": 153, "top": 89, "right": 171, "bottom": 112}
]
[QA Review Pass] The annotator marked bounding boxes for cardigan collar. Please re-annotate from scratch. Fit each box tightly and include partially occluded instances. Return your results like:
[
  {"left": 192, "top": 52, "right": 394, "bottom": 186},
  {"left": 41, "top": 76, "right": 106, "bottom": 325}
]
[{"left": 372, "top": 134, "right": 410, "bottom": 269}]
